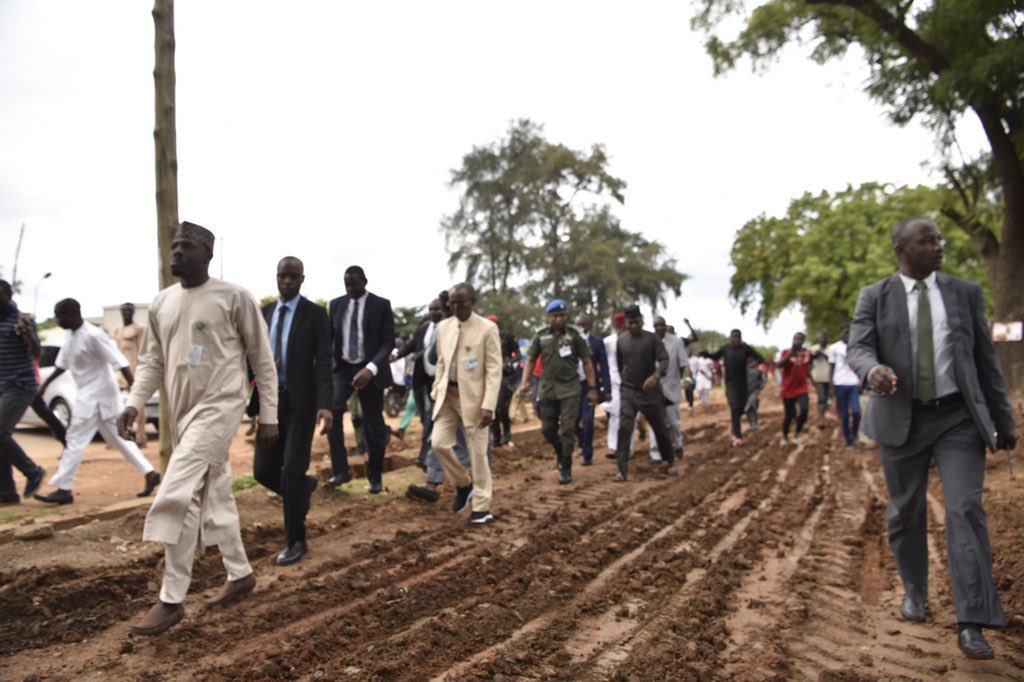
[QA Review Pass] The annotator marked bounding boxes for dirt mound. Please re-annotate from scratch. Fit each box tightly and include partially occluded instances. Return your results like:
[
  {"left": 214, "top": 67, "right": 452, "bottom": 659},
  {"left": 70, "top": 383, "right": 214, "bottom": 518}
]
[{"left": 1, "top": 396, "right": 1022, "bottom": 680}]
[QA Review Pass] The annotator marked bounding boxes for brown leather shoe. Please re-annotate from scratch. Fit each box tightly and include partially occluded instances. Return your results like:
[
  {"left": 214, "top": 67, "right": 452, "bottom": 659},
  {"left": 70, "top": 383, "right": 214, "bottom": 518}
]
[
  {"left": 130, "top": 601, "right": 184, "bottom": 636},
  {"left": 204, "top": 573, "right": 256, "bottom": 607}
]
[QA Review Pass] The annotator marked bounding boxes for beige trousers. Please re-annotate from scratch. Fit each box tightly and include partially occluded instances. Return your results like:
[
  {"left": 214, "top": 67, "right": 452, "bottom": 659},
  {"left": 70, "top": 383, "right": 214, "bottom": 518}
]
[
  {"left": 159, "top": 481, "right": 251, "bottom": 604},
  {"left": 431, "top": 385, "right": 492, "bottom": 512}
]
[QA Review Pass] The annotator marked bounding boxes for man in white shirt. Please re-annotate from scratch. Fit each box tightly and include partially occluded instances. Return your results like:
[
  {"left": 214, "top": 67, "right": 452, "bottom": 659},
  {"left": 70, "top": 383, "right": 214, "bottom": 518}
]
[
  {"left": 650, "top": 316, "right": 689, "bottom": 463},
  {"left": 827, "top": 324, "right": 862, "bottom": 448},
  {"left": 33, "top": 298, "right": 159, "bottom": 504},
  {"left": 599, "top": 311, "right": 626, "bottom": 458}
]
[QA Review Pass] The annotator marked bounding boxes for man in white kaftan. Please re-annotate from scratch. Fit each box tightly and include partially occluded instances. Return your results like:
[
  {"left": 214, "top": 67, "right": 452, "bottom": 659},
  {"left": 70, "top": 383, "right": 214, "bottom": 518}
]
[
  {"left": 33, "top": 298, "right": 157, "bottom": 505},
  {"left": 120, "top": 221, "right": 279, "bottom": 636}
]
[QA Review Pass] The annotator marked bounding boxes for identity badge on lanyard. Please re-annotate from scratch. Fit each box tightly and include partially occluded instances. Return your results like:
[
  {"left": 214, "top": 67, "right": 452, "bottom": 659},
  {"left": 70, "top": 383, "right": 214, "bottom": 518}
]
[
  {"left": 558, "top": 343, "right": 572, "bottom": 358},
  {"left": 188, "top": 319, "right": 207, "bottom": 367},
  {"left": 187, "top": 344, "right": 205, "bottom": 367}
]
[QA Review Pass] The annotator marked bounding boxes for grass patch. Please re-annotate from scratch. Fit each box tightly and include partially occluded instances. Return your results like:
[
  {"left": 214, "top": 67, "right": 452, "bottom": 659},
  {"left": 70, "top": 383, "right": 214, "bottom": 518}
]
[
  {"left": 232, "top": 473, "right": 259, "bottom": 493},
  {"left": 0, "top": 506, "right": 57, "bottom": 524}
]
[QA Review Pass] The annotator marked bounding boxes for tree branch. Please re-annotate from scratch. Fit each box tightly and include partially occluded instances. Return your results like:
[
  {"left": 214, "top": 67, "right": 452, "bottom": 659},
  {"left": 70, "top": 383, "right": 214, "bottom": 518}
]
[{"left": 808, "top": 0, "right": 950, "bottom": 73}]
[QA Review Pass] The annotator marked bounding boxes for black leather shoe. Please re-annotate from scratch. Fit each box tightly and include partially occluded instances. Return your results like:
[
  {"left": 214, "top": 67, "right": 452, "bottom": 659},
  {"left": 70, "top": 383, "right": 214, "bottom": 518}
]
[
  {"left": 24, "top": 467, "right": 45, "bottom": 498},
  {"left": 368, "top": 482, "right": 384, "bottom": 494},
  {"left": 581, "top": 458, "right": 592, "bottom": 466},
  {"left": 327, "top": 471, "right": 352, "bottom": 487},
  {"left": 137, "top": 471, "right": 161, "bottom": 497},
  {"left": 558, "top": 468, "right": 572, "bottom": 485},
  {"left": 899, "top": 595, "right": 926, "bottom": 622},
  {"left": 34, "top": 489, "right": 73, "bottom": 505},
  {"left": 276, "top": 540, "right": 308, "bottom": 566},
  {"left": 957, "top": 627, "right": 995, "bottom": 659},
  {"left": 407, "top": 484, "right": 439, "bottom": 502}
]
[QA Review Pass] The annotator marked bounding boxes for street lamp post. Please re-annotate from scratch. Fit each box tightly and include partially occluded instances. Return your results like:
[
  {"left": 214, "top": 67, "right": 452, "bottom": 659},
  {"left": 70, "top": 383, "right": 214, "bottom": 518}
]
[{"left": 33, "top": 272, "right": 52, "bottom": 318}]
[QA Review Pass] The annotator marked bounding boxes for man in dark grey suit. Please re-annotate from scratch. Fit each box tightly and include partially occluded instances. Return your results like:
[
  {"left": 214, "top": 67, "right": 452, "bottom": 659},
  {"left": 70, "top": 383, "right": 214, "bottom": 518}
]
[{"left": 848, "top": 217, "right": 1019, "bottom": 660}]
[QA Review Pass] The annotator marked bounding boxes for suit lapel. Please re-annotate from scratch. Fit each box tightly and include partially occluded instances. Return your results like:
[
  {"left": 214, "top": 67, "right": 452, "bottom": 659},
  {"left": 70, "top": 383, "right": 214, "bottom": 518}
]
[
  {"left": 286, "top": 297, "right": 306, "bottom": 360},
  {"left": 936, "top": 273, "right": 965, "bottom": 390},
  {"left": 886, "top": 274, "right": 913, "bottom": 384}
]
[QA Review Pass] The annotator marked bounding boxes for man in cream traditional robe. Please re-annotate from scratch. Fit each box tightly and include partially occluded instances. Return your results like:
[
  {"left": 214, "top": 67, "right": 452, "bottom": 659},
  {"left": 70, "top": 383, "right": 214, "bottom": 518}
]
[
  {"left": 119, "top": 222, "right": 279, "bottom": 636},
  {"left": 430, "top": 282, "right": 502, "bottom": 524}
]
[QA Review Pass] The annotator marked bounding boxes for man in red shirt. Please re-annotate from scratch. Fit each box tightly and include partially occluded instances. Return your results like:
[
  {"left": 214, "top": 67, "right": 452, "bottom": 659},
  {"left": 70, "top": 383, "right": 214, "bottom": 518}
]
[{"left": 777, "top": 332, "right": 812, "bottom": 446}]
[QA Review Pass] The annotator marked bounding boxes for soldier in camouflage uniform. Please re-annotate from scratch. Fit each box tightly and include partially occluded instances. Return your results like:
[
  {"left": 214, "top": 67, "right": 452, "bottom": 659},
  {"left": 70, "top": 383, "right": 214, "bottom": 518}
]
[{"left": 519, "top": 299, "right": 597, "bottom": 485}]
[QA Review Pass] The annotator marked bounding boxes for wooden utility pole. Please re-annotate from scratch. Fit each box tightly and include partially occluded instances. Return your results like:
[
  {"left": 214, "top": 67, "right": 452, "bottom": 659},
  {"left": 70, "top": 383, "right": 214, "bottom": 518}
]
[{"left": 153, "top": 0, "right": 178, "bottom": 470}]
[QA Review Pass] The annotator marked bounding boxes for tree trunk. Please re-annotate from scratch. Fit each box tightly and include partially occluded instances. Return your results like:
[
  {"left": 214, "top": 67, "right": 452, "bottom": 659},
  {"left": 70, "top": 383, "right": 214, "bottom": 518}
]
[
  {"left": 973, "top": 104, "right": 1024, "bottom": 404},
  {"left": 153, "top": 0, "right": 178, "bottom": 471}
]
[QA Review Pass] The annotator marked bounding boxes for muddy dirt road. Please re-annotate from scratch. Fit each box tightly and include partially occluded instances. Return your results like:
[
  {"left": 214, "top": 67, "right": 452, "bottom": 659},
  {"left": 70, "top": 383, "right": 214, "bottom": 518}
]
[{"left": 1, "top": 398, "right": 1022, "bottom": 680}]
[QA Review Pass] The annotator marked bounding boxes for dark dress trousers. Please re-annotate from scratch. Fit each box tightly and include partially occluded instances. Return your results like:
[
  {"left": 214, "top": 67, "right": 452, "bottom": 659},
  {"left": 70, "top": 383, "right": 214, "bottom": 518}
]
[
  {"left": 395, "top": 319, "right": 434, "bottom": 461},
  {"left": 577, "top": 331, "right": 611, "bottom": 459},
  {"left": 848, "top": 273, "right": 1017, "bottom": 627},
  {"left": 328, "top": 291, "right": 395, "bottom": 487},
  {"left": 252, "top": 296, "right": 333, "bottom": 545}
]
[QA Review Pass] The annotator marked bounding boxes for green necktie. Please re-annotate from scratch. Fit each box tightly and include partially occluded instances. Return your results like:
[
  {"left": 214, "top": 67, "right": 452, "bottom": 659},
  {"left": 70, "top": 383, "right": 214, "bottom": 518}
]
[{"left": 916, "top": 280, "right": 935, "bottom": 402}]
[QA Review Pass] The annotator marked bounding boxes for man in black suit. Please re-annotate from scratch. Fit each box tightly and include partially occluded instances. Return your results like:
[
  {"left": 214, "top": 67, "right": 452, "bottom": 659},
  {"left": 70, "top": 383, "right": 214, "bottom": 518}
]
[
  {"left": 391, "top": 299, "right": 443, "bottom": 466},
  {"left": 848, "top": 217, "right": 1019, "bottom": 660},
  {"left": 575, "top": 314, "right": 610, "bottom": 465},
  {"left": 253, "top": 257, "right": 333, "bottom": 566},
  {"left": 328, "top": 266, "right": 395, "bottom": 494}
]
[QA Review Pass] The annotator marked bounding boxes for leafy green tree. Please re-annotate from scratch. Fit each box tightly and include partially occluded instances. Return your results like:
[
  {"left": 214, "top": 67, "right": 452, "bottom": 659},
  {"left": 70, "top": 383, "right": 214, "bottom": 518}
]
[
  {"left": 692, "top": 0, "right": 1024, "bottom": 391},
  {"left": 730, "top": 182, "right": 990, "bottom": 335},
  {"left": 444, "top": 120, "right": 685, "bottom": 335},
  {"left": 392, "top": 305, "right": 426, "bottom": 341}
]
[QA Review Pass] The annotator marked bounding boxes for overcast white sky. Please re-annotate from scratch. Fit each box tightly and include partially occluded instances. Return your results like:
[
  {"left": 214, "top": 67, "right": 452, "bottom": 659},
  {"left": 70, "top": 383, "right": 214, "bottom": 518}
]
[{"left": 0, "top": 1, "right": 985, "bottom": 344}]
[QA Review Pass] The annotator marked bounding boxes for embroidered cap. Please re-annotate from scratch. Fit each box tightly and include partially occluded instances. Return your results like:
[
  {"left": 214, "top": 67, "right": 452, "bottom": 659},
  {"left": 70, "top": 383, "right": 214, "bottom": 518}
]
[
  {"left": 177, "top": 221, "right": 216, "bottom": 255},
  {"left": 546, "top": 299, "right": 567, "bottom": 314},
  {"left": 624, "top": 305, "right": 642, "bottom": 319}
]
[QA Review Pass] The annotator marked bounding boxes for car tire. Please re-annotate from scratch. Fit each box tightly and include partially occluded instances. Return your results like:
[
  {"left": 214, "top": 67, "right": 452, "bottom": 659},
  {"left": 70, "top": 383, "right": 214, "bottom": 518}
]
[{"left": 50, "top": 398, "right": 71, "bottom": 430}]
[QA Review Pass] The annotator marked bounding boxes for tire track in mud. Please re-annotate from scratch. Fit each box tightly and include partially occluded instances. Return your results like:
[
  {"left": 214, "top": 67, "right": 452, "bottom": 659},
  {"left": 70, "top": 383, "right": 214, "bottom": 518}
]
[
  {"left": 7, "top": 403, "right": 1021, "bottom": 680},
  {"left": 720, "top": 430, "right": 1024, "bottom": 681},
  {"left": 1, "top": 422, "right": 731, "bottom": 679}
]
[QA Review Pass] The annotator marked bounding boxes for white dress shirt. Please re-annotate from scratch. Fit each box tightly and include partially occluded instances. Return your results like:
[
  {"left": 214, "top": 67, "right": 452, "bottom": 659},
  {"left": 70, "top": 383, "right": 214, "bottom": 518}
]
[
  {"left": 341, "top": 293, "right": 378, "bottom": 376},
  {"left": 423, "top": 321, "right": 438, "bottom": 377},
  {"left": 898, "top": 271, "right": 956, "bottom": 398}
]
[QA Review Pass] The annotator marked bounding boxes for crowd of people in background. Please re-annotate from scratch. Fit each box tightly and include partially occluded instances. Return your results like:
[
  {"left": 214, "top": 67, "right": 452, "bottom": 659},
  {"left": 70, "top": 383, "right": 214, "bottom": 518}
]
[{"left": 0, "top": 216, "right": 1017, "bottom": 660}]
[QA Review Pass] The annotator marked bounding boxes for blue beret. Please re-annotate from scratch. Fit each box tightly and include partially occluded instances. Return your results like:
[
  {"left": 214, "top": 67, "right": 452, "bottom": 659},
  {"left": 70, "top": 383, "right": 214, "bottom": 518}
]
[{"left": 546, "top": 299, "right": 567, "bottom": 314}]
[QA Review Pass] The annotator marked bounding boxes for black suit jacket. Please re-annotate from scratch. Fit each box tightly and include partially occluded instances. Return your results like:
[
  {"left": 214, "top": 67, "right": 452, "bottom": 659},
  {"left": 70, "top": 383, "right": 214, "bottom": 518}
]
[
  {"left": 396, "top": 319, "right": 435, "bottom": 391},
  {"left": 329, "top": 291, "right": 396, "bottom": 391},
  {"left": 262, "top": 296, "right": 333, "bottom": 416},
  {"left": 848, "top": 273, "right": 1016, "bottom": 452}
]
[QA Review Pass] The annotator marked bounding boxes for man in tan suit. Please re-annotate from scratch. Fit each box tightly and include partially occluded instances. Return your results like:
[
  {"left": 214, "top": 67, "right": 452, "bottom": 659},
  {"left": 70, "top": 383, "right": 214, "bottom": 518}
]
[{"left": 430, "top": 283, "right": 502, "bottom": 525}]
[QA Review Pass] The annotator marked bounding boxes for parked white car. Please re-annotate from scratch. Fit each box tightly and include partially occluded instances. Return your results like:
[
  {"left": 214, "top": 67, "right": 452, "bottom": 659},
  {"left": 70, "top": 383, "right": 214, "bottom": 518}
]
[{"left": 18, "top": 345, "right": 159, "bottom": 430}]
